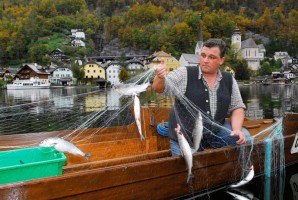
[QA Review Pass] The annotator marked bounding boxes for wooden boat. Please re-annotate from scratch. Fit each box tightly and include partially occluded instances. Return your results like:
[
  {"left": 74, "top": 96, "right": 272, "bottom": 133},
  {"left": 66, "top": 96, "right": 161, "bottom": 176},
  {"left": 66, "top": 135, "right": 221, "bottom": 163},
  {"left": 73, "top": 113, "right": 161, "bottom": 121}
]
[{"left": 0, "top": 107, "right": 297, "bottom": 199}]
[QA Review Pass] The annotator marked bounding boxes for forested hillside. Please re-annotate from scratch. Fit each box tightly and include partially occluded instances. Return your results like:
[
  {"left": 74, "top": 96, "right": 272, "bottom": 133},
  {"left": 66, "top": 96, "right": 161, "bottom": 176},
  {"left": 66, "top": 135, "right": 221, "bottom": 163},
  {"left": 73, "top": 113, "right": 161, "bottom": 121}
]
[{"left": 0, "top": 0, "right": 297, "bottom": 66}]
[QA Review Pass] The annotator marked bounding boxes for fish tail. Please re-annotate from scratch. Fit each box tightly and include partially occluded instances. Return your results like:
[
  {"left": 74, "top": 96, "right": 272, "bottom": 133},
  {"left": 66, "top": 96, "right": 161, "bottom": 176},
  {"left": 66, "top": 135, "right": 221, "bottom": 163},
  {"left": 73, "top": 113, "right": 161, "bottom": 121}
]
[
  {"left": 140, "top": 134, "right": 145, "bottom": 141},
  {"left": 84, "top": 153, "right": 91, "bottom": 160},
  {"left": 187, "top": 173, "right": 195, "bottom": 184},
  {"left": 136, "top": 119, "right": 144, "bottom": 141}
]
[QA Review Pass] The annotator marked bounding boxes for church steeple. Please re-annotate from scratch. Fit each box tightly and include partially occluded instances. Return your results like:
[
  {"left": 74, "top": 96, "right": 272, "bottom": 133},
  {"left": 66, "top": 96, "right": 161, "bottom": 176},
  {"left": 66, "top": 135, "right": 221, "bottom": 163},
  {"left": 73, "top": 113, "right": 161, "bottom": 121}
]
[
  {"left": 195, "top": 15, "right": 203, "bottom": 56},
  {"left": 231, "top": 26, "right": 241, "bottom": 51}
]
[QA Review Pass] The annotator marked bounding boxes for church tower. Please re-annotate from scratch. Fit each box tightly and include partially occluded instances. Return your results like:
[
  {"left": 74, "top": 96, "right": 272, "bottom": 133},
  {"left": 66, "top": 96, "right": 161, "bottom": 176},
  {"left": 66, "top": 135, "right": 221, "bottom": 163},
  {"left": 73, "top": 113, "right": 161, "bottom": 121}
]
[
  {"left": 195, "top": 16, "right": 203, "bottom": 56},
  {"left": 231, "top": 26, "right": 241, "bottom": 51}
]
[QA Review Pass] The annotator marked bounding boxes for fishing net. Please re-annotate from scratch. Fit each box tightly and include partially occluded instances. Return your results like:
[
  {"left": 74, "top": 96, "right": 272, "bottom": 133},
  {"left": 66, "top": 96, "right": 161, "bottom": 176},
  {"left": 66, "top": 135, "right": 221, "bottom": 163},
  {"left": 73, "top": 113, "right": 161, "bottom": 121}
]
[{"left": 0, "top": 67, "right": 297, "bottom": 199}]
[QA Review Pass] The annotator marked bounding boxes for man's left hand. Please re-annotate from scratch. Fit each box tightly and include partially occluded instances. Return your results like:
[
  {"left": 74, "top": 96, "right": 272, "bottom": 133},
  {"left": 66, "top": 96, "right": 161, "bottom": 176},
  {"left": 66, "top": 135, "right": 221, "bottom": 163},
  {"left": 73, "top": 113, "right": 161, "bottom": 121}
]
[{"left": 230, "top": 130, "right": 246, "bottom": 144}]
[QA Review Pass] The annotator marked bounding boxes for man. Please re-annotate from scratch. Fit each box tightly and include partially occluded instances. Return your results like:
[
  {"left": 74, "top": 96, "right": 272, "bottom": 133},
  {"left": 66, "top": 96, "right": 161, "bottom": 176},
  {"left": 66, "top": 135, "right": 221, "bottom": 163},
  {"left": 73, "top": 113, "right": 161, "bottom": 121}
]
[{"left": 153, "top": 38, "right": 250, "bottom": 156}]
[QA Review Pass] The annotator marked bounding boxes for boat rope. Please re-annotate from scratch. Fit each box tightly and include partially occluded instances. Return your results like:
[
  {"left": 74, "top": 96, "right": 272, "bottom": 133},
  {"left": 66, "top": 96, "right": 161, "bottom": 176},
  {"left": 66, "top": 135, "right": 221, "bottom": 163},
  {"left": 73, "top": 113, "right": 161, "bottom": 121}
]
[{"left": 157, "top": 122, "right": 168, "bottom": 137}]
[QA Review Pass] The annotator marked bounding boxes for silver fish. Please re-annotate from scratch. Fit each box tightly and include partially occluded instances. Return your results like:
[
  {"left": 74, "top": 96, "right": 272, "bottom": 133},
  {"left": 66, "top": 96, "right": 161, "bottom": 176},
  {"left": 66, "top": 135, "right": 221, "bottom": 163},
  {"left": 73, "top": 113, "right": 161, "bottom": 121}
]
[
  {"left": 192, "top": 111, "right": 203, "bottom": 153},
  {"left": 175, "top": 123, "right": 193, "bottom": 183},
  {"left": 113, "top": 82, "right": 150, "bottom": 96},
  {"left": 133, "top": 92, "right": 145, "bottom": 141},
  {"left": 39, "top": 137, "right": 91, "bottom": 160},
  {"left": 230, "top": 165, "right": 254, "bottom": 188}
]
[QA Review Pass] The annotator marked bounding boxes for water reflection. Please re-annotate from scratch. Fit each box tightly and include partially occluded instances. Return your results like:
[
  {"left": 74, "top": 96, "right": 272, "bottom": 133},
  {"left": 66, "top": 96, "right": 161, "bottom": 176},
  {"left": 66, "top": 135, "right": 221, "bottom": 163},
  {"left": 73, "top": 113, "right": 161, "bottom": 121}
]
[
  {"left": 1, "top": 84, "right": 297, "bottom": 121},
  {"left": 240, "top": 84, "right": 298, "bottom": 120},
  {"left": 6, "top": 89, "right": 51, "bottom": 103},
  {"left": 106, "top": 88, "right": 121, "bottom": 110}
]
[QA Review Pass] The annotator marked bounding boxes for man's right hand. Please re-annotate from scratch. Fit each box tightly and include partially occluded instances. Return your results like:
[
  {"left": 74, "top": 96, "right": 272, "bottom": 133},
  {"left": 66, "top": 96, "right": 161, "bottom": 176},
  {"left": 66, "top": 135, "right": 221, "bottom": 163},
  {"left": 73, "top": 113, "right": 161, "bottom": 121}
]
[{"left": 154, "top": 59, "right": 166, "bottom": 79}]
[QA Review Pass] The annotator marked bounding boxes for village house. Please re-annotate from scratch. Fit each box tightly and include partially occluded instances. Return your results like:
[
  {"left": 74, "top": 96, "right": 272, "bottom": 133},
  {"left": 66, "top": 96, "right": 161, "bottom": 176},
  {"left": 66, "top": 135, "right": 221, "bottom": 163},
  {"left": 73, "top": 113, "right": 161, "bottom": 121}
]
[
  {"left": 50, "top": 48, "right": 68, "bottom": 61},
  {"left": 16, "top": 63, "right": 50, "bottom": 81},
  {"left": 145, "top": 51, "right": 180, "bottom": 73},
  {"left": 70, "top": 29, "right": 86, "bottom": 47},
  {"left": 127, "top": 57, "right": 144, "bottom": 74},
  {"left": 83, "top": 61, "right": 106, "bottom": 85},
  {"left": 274, "top": 51, "right": 291, "bottom": 65},
  {"left": 231, "top": 27, "right": 266, "bottom": 70},
  {"left": 106, "top": 61, "right": 121, "bottom": 85},
  {"left": 0, "top": 68, "right": 12, "bottom": 81},
  {"left": 50, "top": 64, "right": 74, "bottom": 86}
]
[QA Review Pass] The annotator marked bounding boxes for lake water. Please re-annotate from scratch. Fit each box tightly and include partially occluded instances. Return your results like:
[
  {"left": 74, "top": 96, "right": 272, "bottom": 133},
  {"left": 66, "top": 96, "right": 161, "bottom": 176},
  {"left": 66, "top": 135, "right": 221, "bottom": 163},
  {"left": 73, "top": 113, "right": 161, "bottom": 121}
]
[{"left": 0, "top": 84, "right": 297, "bottom": 199}]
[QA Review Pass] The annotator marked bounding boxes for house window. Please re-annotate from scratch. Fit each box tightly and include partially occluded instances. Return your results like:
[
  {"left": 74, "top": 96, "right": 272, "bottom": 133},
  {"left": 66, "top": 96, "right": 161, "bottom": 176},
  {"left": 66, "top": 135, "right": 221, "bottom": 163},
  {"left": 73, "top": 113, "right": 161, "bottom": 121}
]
[
  {"left": 86, "top": 76, "right": 88, "bottom": 78},
  {"left": 87, "top": 70, "right": 89, "bottom": 73},
  {"left": 100, "top": 70, "right": 102, "bottom": 73},
  {"left": 94, "top": 70, "right": 96, "bottom": 73},
  {"left": 91, "top": 75, "right": 93, "bottom": 78}
]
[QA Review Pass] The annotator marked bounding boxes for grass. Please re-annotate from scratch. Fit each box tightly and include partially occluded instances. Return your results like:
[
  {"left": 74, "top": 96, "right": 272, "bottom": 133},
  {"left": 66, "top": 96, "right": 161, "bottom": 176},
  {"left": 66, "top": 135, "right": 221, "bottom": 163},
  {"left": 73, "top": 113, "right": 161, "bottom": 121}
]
[{"left": 38, "top": 33, "right": 71, "bottom": 51}]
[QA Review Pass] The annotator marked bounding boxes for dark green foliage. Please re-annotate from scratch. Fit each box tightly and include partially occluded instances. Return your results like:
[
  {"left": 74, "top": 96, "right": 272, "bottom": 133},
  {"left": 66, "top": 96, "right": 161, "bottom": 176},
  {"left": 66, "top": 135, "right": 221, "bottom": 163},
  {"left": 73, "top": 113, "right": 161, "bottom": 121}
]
[
  {"left": 119, "top": 68, "right": 131, "bottom": 82},
  {"left": 0, "top": 0, "right": 297, "bottom": 67},
  {"left": 71, "top": 60, "right": 85, "bottom": 85}
]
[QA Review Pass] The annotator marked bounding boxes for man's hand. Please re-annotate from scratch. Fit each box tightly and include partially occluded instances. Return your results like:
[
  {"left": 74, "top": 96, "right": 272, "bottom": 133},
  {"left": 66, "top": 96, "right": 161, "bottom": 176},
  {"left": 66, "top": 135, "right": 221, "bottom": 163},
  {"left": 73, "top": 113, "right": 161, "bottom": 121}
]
[
  {"left": 230, "top": 130, "right": 246, "bottom": 144},
  {"left": 154, "top": 59, "right": 166, "bottom": 79}
]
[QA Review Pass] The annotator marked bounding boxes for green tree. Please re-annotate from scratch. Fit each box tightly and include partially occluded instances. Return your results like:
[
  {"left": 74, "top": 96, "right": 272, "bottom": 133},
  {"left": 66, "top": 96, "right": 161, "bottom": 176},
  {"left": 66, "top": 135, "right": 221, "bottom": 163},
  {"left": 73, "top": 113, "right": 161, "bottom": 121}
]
[
  {"left": 118, "top": 68, "right": 130, "bottom": 82},
  {"left": 233, "top": 59, "right": 251, "bottom": 80},
  {"left": 274, "top": 59, "right": 283, "bottom": 69},
  {"left": 225, "top": 47, "right": 251, "bottom": 80},
  {"left": 28, "top": 43, "right": 49, "bottom": 63},
  {"left": 71, "top": 61, "right": 85, "bottom": 85},
  {"left": 258, "top": 61, "right": 272, "bottom": 76}
]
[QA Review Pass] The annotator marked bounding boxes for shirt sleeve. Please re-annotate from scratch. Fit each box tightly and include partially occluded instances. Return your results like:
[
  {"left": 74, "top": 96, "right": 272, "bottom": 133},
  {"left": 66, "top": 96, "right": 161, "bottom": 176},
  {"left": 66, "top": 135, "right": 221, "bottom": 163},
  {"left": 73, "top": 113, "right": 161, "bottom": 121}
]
[
  {"left": 163, "top": 67, "right": 187, "bottom": 96},
  {"left": 228, "top": 77, "right": 246, "bottom": 112}
]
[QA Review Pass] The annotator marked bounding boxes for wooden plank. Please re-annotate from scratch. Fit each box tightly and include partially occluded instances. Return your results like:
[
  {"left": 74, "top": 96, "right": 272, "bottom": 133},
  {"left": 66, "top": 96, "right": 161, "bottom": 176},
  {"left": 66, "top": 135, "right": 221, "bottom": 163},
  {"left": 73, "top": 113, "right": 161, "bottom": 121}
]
[
  {"left": 283, "top": 113, "right": 298, "bottom": 136},
  {"left": 1, "top": 134, "right": 298, "bottom": 200},
  {"left": 63, "top": 150, "right": 171, "bottom": 173},
  {"left": 59, "top": 161, "right": 242, "bottom": 200},
  {"left": 65, "top": 137, "right": 158, "bottom": 165}
]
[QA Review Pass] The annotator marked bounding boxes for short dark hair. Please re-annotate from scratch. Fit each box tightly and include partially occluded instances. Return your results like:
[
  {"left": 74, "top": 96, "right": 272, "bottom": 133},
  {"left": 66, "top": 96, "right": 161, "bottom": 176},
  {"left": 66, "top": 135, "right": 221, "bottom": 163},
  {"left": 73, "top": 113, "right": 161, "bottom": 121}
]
[{"left": 203, "top": 38, "right": 226, "bottom": 58}]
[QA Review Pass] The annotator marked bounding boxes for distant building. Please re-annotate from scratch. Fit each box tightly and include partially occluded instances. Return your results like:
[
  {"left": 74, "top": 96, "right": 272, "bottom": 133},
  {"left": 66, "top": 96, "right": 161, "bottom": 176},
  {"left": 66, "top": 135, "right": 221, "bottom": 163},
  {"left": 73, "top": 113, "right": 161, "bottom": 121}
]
[
  {"left": 83, "top": 62, "right": 106, "bottom": 85},
  {"left": 179, "top": 54, "right": 200, "bottom": 68},
  {"left": 127, "top": 57, "right": 144, "bottom": 74},
  {"left": 274, "top": 51, "right": 291, "bottom": 65},
  {"left": 71, "top": 39, "right": 85, "bottom": 47},
  {"left": 50, "top": 48, "right": 68, "bottom": 61},
  {"left": 0, "top": 68, "right": 11, "bottom": 81},
  {"left": 70, "top": 29, "right": 86, "bottom": 47},
  {"left": 231, "top": 27, "right": 266, "bottom": 70},
  {"left": 71, "top": 29, "right": 85, "bottom": 40},
  {"left": 17, "top": 63, "right": 50, "bottom": 80},
  {"left": 145, "top": 51, "right": 180, "bottom": 73},
  {"left": 51, "top": 64, "right": 73, "bottom": 85},
  {"left": 106, "top": 61, "right": 121, "bottom": 85}
]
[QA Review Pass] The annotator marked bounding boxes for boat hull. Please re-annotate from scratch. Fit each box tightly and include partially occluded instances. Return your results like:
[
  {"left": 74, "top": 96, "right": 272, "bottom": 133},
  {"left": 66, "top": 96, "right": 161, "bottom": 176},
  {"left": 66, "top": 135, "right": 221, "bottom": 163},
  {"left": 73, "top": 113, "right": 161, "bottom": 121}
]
[
  {"left": 0, "top": 108, "right": 297, "bottom": 199},
  {"left": 6, "top": 85, "right": 50, "bottom": 89}
]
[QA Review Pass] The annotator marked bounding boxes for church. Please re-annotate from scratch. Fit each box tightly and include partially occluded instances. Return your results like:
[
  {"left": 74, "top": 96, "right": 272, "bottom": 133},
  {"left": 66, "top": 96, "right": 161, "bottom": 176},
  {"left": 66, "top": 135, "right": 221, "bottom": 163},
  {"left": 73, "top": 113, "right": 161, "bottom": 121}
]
[
  {"left": 231, "top": 27, "right": 266, "bottom": 70},
  {"left": 179, "top": 23, "right": 266, "bottom": 71}
]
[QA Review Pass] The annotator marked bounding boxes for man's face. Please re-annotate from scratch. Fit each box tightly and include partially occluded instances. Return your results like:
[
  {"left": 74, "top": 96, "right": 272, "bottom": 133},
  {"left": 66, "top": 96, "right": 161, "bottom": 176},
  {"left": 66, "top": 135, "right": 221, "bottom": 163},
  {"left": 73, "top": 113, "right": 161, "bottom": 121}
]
[{"left": 200, "top": 46, "right": 225, "bottom": 75}]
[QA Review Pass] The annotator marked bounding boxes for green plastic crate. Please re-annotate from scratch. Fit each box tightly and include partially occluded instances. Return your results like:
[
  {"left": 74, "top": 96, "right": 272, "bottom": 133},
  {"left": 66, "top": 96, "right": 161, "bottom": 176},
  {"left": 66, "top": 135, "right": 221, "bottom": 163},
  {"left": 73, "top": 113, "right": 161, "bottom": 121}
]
[{"left": 0, "top": 147, "right": 66, "bottom": 184}]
